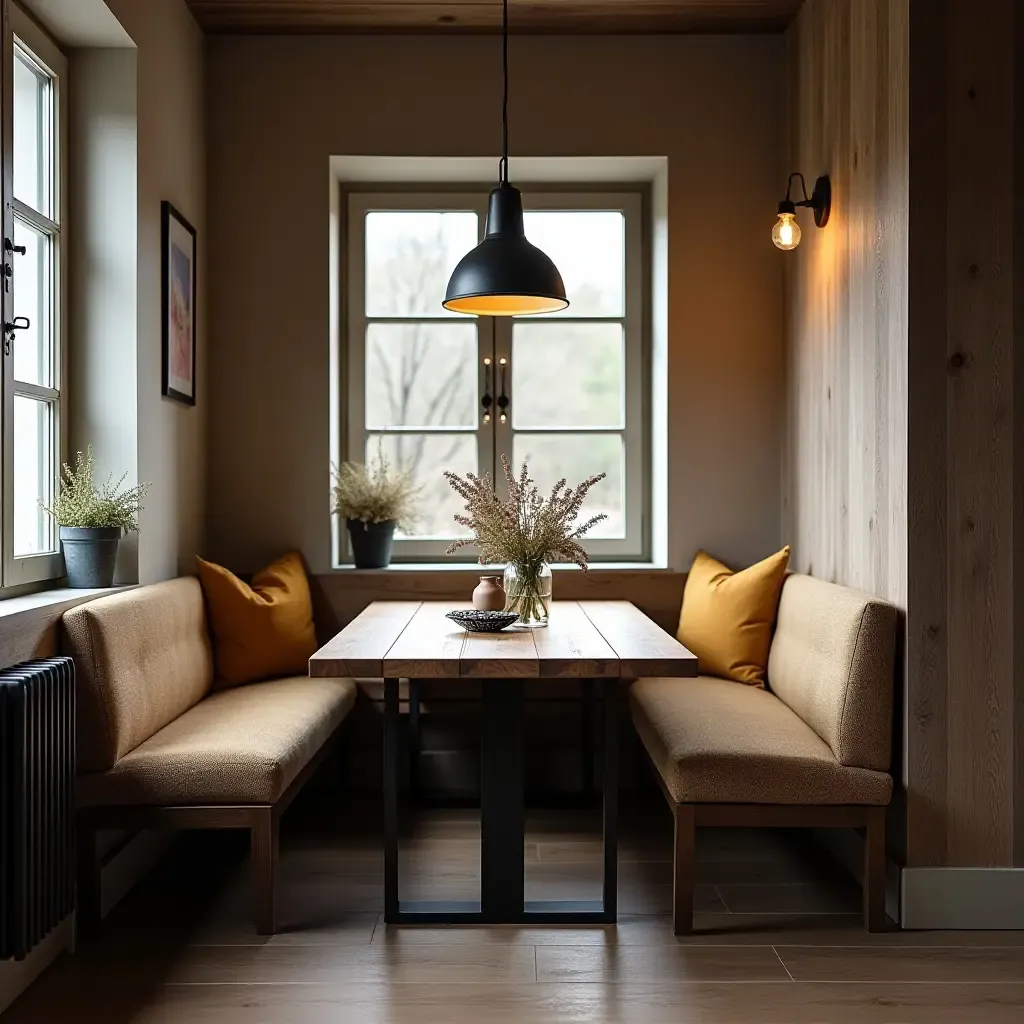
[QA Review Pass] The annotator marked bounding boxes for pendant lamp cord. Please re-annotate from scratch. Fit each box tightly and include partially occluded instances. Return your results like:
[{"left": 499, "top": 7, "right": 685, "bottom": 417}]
[{"left": 499, "top": 0, "right": 509, "bottom": 184}]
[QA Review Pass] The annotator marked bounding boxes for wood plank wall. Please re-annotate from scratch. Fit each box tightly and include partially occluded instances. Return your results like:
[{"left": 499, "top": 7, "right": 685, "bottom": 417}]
[
  {"left": 906, "top": 0, "right": 1023, "bottom": 868},
  {"left": 782, "top": 0, "right": 909, "bottom": 854},
  {"left": 787, "top": 0, "right": 1024, "bottom": 869},
  {"left": 782, "top": 0, "right": 908, "bottom": 611}
]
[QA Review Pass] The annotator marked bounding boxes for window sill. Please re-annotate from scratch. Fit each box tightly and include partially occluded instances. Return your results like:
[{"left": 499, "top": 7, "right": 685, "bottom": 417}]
[
  {"left": 329, "top": 562, "right": 670, "bottom": 573},
  {"left": 0, "top": 584, "right": 133, "bottom": 622}
]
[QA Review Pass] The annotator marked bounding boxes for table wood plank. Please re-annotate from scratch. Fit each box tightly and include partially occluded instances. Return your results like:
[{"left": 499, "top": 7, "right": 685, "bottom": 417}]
[
  {"left": 577, "top": 600, "right": 697, "bottom": 678},
  {"left": 532, "top": 601, "right": 619, "bottom": 678},
  {"left": 383, "top": 602, "right": 466, "bottom": 678},
  {"left": 459, "top": 625, "right": 539, "bottom": 678},
  {"left": 309, "top": 601, "right": 420, "bottom": 677}
]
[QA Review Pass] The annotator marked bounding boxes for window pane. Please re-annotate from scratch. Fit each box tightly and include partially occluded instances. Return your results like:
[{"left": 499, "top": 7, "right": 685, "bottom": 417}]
[
  {"left": 13, "top": 218, "right": 52, "bottom": 387},
  {"left": 14, "top": 395, "right": 55, "bottom": 556},
  {"left": 512, "top": 323, "right": 623, "bottom": 429},
  {"left": 365, "top": 211, "right": 478, "bottom": 318},
  {"left": 14, "top": 49, "right": 49, "bottom": 216},
  {"left": 523, "top": 211, "right": 624, "bottom": 317},
  {"left": 368, "top": 433, "right": 476, "bottom": 540},
  {"left": 366, "top": 323, "right": 477, "bottom": 429},
  {"left": 512, "top": 434, "right": 624, "bottom": 540}
]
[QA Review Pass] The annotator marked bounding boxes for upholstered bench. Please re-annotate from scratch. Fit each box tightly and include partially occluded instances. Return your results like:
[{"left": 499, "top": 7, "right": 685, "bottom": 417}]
[
  {"left": 631, "top": 573, "right": 897, "bottom": 934},
  {"left": 64, "top": 578, "right": 357, "bottom": 934}
]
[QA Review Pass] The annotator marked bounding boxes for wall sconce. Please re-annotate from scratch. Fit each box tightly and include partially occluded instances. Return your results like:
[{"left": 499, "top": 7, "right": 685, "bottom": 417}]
[{"left": 773, "top": 172, "right": 831, "bottom": 250}]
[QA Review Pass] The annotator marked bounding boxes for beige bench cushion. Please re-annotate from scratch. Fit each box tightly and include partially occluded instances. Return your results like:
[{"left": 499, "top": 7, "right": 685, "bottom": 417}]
[
  {"left": 767, "top": 574, "right": 896, "bottom": 772},
  {"left": 631, "top": 675, "right": 892, "bottom": 806},
  {"left": 77, "top": 676, "right": 357, "bottom": 807},
  {"left": 64, "top": 578, "right": 214, "bottom": 773}
]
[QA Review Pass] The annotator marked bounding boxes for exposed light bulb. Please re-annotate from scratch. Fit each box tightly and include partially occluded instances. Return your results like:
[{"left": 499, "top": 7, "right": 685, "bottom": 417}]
[{"left": 772, "top": 212, "right": 801, "bottom": 251}]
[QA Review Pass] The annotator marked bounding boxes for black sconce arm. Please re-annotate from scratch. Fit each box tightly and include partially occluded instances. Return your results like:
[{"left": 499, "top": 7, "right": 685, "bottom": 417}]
[{"left": 778, "top": 171, "right": 831, "bottom": 228}]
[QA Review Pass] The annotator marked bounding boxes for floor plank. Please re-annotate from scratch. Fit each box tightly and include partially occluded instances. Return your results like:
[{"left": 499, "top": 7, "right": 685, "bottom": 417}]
[
  {"left": 535, "top": 943, "right": 790, "bottom": 982},
  {"left": 777, "top": 944, "right": 1024, "bottom": 983},
  {"left": 8, "top": 981, "right": 1024, "bottom": 1024}
]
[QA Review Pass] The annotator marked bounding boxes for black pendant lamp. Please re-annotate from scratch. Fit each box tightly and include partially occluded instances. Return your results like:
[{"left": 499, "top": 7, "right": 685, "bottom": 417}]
[{"left": 442, "top": 0, "right": 568, "bottom": 316}]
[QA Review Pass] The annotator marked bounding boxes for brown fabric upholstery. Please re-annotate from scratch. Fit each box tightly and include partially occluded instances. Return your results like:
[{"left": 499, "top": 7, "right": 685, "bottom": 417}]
[
  {"left": 767, "top": 574, "right": 897, "bottom": 772},
  {"left": 63, "top": 578, "right": 214, "bottom": 773},
  {"left": 630, "top": 675, "right": 892, "bottom": 806},
  {"left": 77, "top": 676, "right": 357, "bottom": 807}
]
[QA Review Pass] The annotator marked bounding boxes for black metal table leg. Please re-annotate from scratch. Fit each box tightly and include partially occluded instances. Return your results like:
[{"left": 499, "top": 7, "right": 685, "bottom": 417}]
[
  {"left": 383, "top": 675, "right": 619, "bottom": 926},
  {"left": 581, "top": 678, "right": 595, "bottom": 799},
  {"left": 602, "top": 677, "right": 619, "bottom": 921},
  {"left": 383, "top": 677, "right": 400, "bottom": 922},
  {"left": 480, "top": 678, "right": 525, "bottom": 921}
]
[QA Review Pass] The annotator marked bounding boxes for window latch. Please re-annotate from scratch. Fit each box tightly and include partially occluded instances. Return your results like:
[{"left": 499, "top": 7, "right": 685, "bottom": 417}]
[
  {"left": 4, "top": 238, "right": 26, "bottom": 256},
  {"left": 4, "top": 316, "right": 30, "bottom": 356}
]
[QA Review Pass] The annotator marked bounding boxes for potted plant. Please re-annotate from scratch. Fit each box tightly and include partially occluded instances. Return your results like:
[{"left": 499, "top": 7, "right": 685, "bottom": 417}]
[
  {"left": 444, "top": 456, "right": 607, "bottom": 628},
  {"left": 42, "top": 447, "right": 150, "bottom": 588},
  {"left": 331, "top": 454, "right": 418, "bottom": 568}
]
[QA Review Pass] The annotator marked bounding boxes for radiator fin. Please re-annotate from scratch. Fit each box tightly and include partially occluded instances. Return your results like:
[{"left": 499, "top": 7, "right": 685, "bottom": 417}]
[{"left": 0, "top": 657, "right": 75, "bottom": 961}]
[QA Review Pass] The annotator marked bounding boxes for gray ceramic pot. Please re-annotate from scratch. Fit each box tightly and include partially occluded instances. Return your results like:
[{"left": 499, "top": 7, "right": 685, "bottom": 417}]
[{"left": 59, "top": 526, "right": 121, "bottom": 588}]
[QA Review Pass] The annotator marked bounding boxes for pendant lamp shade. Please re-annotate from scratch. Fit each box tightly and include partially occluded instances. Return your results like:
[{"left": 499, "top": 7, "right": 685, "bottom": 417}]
[
  {"left": 442, "top": 0, "right": 568, "bottom": 317},
  {"left": 443, "top": 184, "right": 568, "bottom": 316}
]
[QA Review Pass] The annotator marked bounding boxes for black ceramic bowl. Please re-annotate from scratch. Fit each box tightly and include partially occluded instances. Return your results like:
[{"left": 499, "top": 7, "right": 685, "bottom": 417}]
[{"left": 446, "top": 609, "right": 519, "bottom": 633}]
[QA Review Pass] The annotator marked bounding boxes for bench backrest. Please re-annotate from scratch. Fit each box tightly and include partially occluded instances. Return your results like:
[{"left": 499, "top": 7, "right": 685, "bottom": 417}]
[
  {"left": 767, "top": 573, "right": 896, "bottom": 772},
  {"left": 63, "top": 577, "right": 214, "bottom": 773}
]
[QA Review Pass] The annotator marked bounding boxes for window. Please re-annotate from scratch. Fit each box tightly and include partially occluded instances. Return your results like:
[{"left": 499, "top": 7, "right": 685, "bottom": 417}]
[
  {"left": 2, "top": 6, "right": 66, "bottom": 586},
  {"left": 345, "top": 190, "right": 646, "bottom": 563}
]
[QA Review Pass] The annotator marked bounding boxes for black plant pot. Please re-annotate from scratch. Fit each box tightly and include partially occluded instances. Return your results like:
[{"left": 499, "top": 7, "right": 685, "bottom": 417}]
[{"left": 347, "top": 519, "right": 396, "bottom": 568}]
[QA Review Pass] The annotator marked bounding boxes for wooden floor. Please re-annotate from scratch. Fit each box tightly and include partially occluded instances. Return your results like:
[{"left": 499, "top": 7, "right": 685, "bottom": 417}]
[{"left": 7, "top": 796, "right": 1024, "bottom": 1023}]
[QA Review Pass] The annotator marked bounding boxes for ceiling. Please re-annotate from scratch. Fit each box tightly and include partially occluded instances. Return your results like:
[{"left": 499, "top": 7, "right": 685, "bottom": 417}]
[{"left": 185, "top": 1, "right": 804, "bottom": 34}]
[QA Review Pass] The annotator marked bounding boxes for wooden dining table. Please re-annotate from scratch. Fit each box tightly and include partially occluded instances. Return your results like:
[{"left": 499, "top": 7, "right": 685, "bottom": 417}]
[{"left": 309, "top": 599, "right": 697, "bottom": 925}]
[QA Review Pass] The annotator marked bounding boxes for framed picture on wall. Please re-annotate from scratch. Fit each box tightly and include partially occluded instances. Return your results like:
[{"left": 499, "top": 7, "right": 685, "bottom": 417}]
[{"left": 161, "top": 201, "right": 197, "bottom": 405}]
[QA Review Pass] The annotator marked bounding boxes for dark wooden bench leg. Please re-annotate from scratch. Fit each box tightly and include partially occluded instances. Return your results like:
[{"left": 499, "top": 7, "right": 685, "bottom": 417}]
[
  {"left": 251, "top": 808, "right": 279, "bottom": 935},
  {"left": 863, "top": 806, "right": 887, "bottom": 931},
  {"left": 672, "top": 804, "right": 695, "bottom": 935}
]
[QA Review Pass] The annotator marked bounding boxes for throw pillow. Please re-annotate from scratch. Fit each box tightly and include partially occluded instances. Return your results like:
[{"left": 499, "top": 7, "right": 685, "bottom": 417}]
[
  {"left": 195, "top": 551, "right": 318, "bottom": 688},
  {"left": 677, "top": 547, "right": 790, "bottom": 687}
]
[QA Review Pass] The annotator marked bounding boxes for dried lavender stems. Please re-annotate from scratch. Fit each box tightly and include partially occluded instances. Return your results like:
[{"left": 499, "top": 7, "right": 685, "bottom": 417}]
[{"left": 443, "top": 455, "right": 607, "bottom": 572}]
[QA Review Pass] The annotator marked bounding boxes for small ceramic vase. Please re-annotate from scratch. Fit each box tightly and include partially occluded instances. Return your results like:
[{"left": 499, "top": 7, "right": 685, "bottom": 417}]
[{"left": 472, "top": 576, "right": 506, "bottom": 611}]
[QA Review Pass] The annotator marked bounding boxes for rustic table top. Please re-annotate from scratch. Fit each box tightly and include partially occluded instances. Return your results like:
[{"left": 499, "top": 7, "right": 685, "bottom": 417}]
[{"left": 308, "top": 600, "right": 698, "bottom": 680}]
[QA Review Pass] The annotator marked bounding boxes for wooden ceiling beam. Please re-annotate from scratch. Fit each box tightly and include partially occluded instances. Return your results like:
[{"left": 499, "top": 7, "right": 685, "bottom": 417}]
[{"left": 185, "top": 1, "right": 803, "bottom": 34}]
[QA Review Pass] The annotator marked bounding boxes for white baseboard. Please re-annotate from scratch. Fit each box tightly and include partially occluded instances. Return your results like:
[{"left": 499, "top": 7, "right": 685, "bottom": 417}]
[
  {"left": 0, "top": 916, "right": 73, "bottom": 1015},
  {"left": 901, "top": 868, "right": 1024, "bottom": 929}
]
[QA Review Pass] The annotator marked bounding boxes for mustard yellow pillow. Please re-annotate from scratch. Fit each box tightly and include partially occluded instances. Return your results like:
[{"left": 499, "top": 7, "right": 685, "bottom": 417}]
[
  {"left": 195, "top": 552, "right": 317, "bottom": 688},
  {"left": 677, "top": 547, "right": 790, "bottom": 687}
]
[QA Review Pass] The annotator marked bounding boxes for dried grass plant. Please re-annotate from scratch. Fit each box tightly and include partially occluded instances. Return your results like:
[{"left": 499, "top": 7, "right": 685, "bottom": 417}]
[
  {"left": 41, "top": 447, "right": 150, "bottom": 532},
  {"left": 444, "top": 455, "right": 607, "bottom": 571},
  {"left": 331, "top": 454, "right": 418, "bottom": 528}
]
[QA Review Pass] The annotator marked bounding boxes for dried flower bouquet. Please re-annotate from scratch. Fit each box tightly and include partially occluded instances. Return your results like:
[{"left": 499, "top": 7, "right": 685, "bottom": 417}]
[{"left": 444, "top": 455, "right": 607, "bottom": 626}]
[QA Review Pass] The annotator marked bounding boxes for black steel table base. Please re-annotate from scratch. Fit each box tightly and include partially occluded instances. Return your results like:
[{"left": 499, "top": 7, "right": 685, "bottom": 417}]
[{"left": 383, "top": 676, "right": 619, "bottom": 925}]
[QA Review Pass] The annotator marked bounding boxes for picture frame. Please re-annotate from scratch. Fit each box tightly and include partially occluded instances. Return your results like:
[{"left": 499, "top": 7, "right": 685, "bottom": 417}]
[{"left": 161, "top": 201, "right": 197, "bottom": 405}]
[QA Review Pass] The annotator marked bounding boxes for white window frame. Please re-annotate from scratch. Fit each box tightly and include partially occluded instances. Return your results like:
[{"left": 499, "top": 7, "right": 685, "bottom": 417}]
[
  {"left": 1, "top": 3, "right": 66, "bottom": 587},
  {"left": 343, "top": 188, "right": 647, "bottom": 564}
]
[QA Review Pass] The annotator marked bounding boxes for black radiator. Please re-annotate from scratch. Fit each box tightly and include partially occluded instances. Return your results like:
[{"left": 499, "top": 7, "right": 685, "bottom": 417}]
[{"left": 0, "top": 657, "right": 75, "bottom": 961}]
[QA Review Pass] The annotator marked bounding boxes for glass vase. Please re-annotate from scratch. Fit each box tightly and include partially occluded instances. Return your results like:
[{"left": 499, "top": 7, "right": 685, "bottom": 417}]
[{"left": 503, "top": 562, "right": 552, "bottom": 628}]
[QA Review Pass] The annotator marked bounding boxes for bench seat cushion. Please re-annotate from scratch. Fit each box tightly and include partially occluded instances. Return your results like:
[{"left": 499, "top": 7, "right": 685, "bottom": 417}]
[
  {"left": 77, "top": 676, "right": 357, "bottom": 807},
  {"left": 631, "top": 675, "right": 892, "bottom": 806}
]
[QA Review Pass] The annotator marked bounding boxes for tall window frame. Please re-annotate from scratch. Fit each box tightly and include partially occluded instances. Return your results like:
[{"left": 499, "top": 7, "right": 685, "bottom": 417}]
[
  {"left": 1, "top": 3, "right": 66, "bottom": 588},
  {"left": 344, "top": 188, "right": 647, "bottom": 564}
]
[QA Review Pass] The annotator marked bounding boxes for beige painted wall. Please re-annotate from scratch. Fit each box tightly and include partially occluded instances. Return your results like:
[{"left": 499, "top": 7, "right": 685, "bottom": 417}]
[
  {"left": 205, "top": 33, "right": 785, "bottom": 574},
  {"left": 102, "top": 0, "right": 207, "bottom": 583}
]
